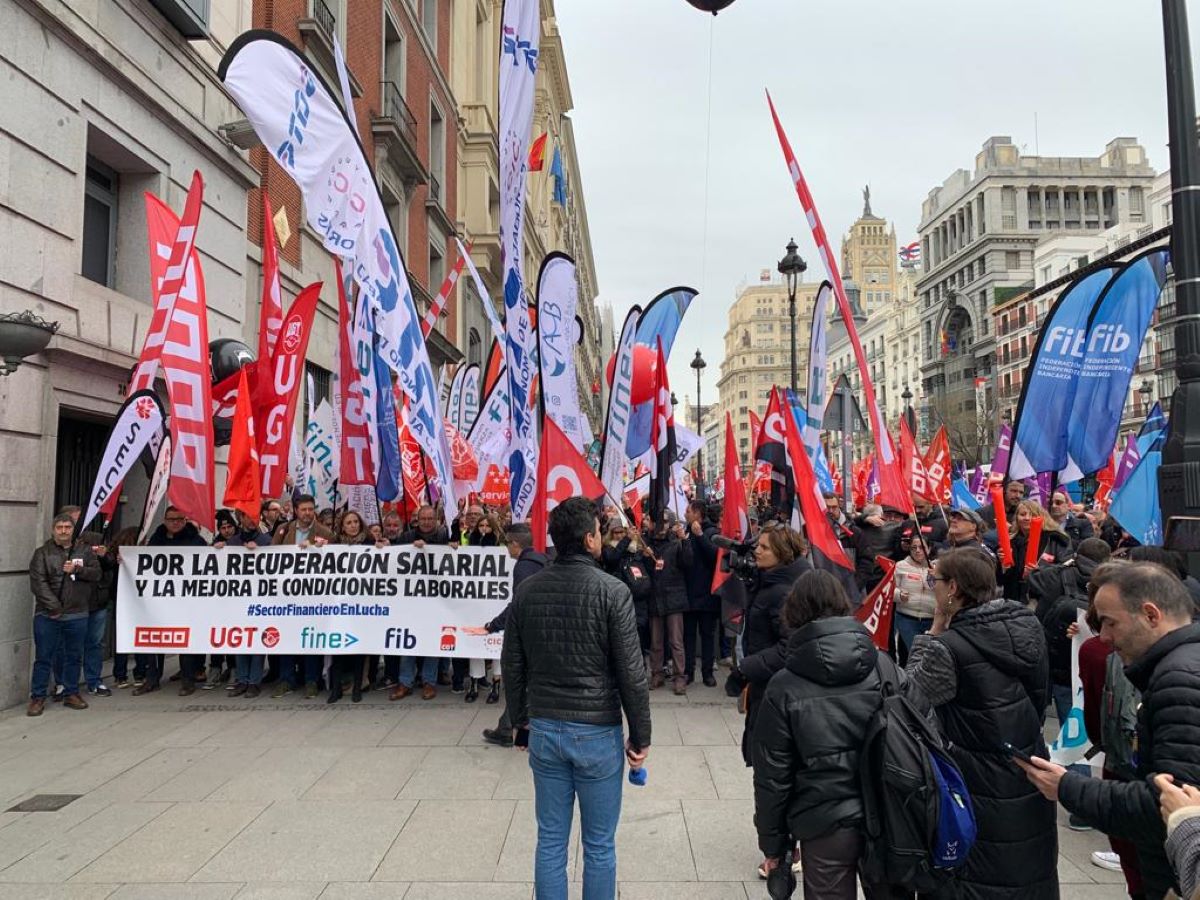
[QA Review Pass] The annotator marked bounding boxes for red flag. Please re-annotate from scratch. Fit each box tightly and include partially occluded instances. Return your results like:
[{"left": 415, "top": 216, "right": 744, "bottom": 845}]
[
  {"left": 421, "top": 242, "right": 470, "bottom": 338},
  {"left": 257, "top": 282, "right": 322, "bottom": 498},
  {"left": 755, "top": 390, "right": 794, "bottom": 514},
  {"left": 335, "top": 261, "right": 375, "bottom": 485},
  {"left": 766, "top": 92, "right": 911, "bottom": 515},
  {"left": 527, "top": 132, "right": 549, "bottom": 172},
  {"left": 258, "top": 192, "right": 285, "bottom": 365},
  {"left": 160, "top": 193, "right": 216, "bottom": 530},
  {"left": 531, "top": 416, "right": 607, "bottom": 553},
  {"left": 776, "top": 388, "right": 853, "bottom": 570},
  {"left": 899, "top": 418, "right": 936, "bottom": 505},
  {"left": 922, "top": 427, "right": 953, "bottom": 506},
  {"left": 479, "top": 464, "right": 510, "bottom": 506},
  {"left": 1094, "top": 453, "right": 1116, "bottom": 510},
  {"left": 648, "top": 338, "right": 677, "bottom": 523},
  {"left": 223, "top": 368, "right": 261, "bottom": 520},
  {"left": 445, "top": 419, "right": 480, "bottom": 484},
  {"left": 829, "top": 455, "right": 843, "bottom": 497},
  {"left": 399, "top": 396, "right": 428, "bottom": 511},
  {"left": 852, "top": 456, "right": 870, "bottom": 510},
  {"left": 855, "top": 557, "right": 897, "bottom": 651},
  {"left": 713, "top": 412, "right": 751, "bottom": 593},
  {"left": 745, "top": 410, "right": 764, "bottom": 496}
]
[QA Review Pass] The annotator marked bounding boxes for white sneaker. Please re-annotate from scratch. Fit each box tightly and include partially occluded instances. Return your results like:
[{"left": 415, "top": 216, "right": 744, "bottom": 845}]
[{"left": 1090, "top": 850, "right": 1123, "bottom": 872}]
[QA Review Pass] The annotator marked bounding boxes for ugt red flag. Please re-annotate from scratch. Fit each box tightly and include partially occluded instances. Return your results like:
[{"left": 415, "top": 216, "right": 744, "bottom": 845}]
[
  {"left": 648, "top": 338, "right": 677, "bottom": 525},
  {"left": 767, "top": 91, "right": 911, "bottom": 515},
  {"left": 855, "top": 557, "right": 897, "bottom": 651},
  {"left": 922, "top": 426, "right": 953, "bottom": 506},
  {"left": 223, "top": 368, "right": 261, "bottom": 520},
  {"left": 713, "top": 412, "right": 751, "bottom": 593},
  {"left": 335, "top": 260, "right": 375, "bottom": 486},
  {"left": 777, "top": 387, "right": 853, "bottom": 571},
  {"left": 531, "top": 415, "right": 607, "bottom": 553},
  {"left": 258, "top": 192, "right": 285, "bottom": 366},
  {"left": 257, "top": 282, "right": 322, "bottom": 498}
]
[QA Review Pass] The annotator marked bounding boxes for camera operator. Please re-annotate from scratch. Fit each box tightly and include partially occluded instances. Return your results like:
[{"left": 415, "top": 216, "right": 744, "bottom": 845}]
[
  {"left": 852, "top": 503, "right": 904, "bottom": 593},
  {"left": 738, "top": 524, "right": 811, "bottom": 768}
]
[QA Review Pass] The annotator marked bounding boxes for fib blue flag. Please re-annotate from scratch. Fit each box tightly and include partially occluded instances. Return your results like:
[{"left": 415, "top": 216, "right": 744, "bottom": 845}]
[
  {"left": 624, "top": 287, "right": 697, "bottom": 461},
  {"left": 374, "top": 354, "right": 401, "bottom": 503},
  {"left": 814, "top": 442, "right": 835, "bottom": 494},
  {"left": 550, "top": 145, "right": 566, "bottom": 206},
  {"left": 1062, "top": 249, "right": 1170, "bottom": 480},
  {"left": 1109, "top": 447, "right": 1162, "bottom": 546},
  {"left": 1009, "top": 266, "right": 1118, "bottom": 479},
  {"left": 1139, "top": 401, "right": 1166, "bottom": 440},
  {"left": 951, "top": 477, "right": 982, "bottom": 511}
]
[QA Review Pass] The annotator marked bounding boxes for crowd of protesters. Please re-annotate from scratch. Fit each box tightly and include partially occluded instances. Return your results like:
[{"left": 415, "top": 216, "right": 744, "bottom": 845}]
[{"left": 24, "top": 478, "right": 1200, "bottom": 900}]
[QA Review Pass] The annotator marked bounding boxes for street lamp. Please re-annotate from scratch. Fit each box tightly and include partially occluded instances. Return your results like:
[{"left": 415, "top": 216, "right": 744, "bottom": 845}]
[
  {"left": 1157, "top": 0, "right": 1200, "bottom": 557},
  {"left": 0, "top": 311, "right": 58, "bottom": 376},
  {"left": 691, "top": 349, "right": 707, "bottom": 498},
  {"left": 778, "top": 238, "right": 807, "bottom": 393},
  {"left": 901, "top": 384, "right": 915, "bottom": 436}
]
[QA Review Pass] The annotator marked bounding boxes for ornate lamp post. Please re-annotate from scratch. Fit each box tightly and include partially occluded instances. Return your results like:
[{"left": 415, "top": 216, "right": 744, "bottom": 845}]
[
  {"left": 691, "top": 349, "right": 707, "bottom": 499},
  {"left": 0, "top": 311, "right": 58, "bottom": 376},
  {"left": 777, "top": 238, "right": 807, "bottom": 393},
  {"left": 901, "top": 384, "right": 915, "bottom": 436}
]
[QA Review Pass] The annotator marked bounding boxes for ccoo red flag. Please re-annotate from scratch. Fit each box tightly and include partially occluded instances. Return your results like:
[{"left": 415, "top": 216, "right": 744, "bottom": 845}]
[
  {"left": 854, "top": 557, "right": 897, "bottom": 651},
  {"left": 899, "top": 418, "right": 937, "bottom": 505},
  {"left": 222, "top": 368, "right": 261, "bottom": 521},
  {"left": 531, "top": 415, "right": 607, "bottom": 553},
  {"left": 713, "top": 412, "right": 751, "bottom": 593},
  {"left": 922, "top": 426, "right": 953, "bottom": 506}
]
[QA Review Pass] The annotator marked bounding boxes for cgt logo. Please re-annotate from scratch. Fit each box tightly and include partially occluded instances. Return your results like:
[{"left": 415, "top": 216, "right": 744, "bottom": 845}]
[
  {"left": 209, "top": 626, "right": 281, "bottom": 649},
  {"left": 134, "top": 626, "right": 189, "bottom": 649}
]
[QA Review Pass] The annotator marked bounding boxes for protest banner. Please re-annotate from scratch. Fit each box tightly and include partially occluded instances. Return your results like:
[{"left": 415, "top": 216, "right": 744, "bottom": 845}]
[
  {"left": 117, "top": 545, "right": 513, "bottom": 658},
  {"left": 1048, "top": 608, "right": 1094, "bottom": 766}
]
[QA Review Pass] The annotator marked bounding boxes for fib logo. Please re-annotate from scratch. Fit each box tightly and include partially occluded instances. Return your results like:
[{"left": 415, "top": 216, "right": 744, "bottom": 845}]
[{"left": 384, "top": 627, "right": 417, "bottom": 650}]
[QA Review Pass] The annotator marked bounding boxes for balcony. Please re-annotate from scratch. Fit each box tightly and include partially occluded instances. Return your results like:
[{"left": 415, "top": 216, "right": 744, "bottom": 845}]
[
  {"left": 372, "top": 81, "right": 427, "bottom": 187},
  {"left": 298, "top": 1, "right": 362, "bottom": 98},
  {"left": 425, "top": 172, "right": 455, "bottom": 236}
]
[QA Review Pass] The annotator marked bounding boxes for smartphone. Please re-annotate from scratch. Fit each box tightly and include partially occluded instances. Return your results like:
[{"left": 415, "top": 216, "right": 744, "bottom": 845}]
[{"left": 1000, "top": 741, "right": 1033, "bottom": 764}]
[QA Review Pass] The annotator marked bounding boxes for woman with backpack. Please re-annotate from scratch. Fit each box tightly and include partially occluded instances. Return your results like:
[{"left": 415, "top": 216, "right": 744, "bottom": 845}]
[
  {"left": 905, "top": 547, "right": 1059, "bottom": 899},
  {"left": 751, "top": 569, "right": 900, "bottom": 899}
]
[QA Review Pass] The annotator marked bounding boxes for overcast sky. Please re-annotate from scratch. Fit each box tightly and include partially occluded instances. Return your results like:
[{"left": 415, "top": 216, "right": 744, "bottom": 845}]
[{"left": 554, "top": 0, "right": 1198, "bottom": 411}]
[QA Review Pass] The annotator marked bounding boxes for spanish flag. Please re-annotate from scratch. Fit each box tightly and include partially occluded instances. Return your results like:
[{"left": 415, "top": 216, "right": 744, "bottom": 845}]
[{"left": 527, "top": 132, "right": 548, "bottom": 172}]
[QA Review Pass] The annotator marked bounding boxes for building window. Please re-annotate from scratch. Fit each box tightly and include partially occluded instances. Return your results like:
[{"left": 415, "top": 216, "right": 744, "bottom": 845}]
[
  {"left": 383, "top": 10, "right": 406, "bottom": 97},
  {"left": 421, "top": 0, "right": 437, "bottom": 49},
  {"left": 468, "top": 327, "right": 482, "bottom": 367},
  {"left": 1005, "top": 250, "right": 1021, "bottom": 269},
  {"left": 82, "top": 158, "right": 118, "bottom": 287},
  {"left": 1130, "top": 186, "right": 1145, "bottom": 223},
  {"left": 429, "top": 99, "right": 446, "bottom": 205},
  {"left": 428, "top": 237, "right": 445, "bottom": 299}
]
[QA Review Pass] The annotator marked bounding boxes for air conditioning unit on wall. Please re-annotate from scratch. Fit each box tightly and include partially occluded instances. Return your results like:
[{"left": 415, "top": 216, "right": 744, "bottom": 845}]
[{"left": 148, "top": 0, "right": 210, "bottom": 39}]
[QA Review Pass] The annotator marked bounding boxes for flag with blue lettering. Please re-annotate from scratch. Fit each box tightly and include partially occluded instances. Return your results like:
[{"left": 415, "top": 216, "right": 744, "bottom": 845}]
[
  {"left": 1139, "top": 401, "right": 1166, "bottom": 441},
  {"left": 550, "top": 145, "right": 567, "bottom": 206},
  {"left": 814, "top": 442, "right": 835, "bottom": 494},
  {"left": 1062, "top": 249, "right": 1170, "bottom": 480},
  {"left": 1009, "top": 267, "right": 1118, "bottom": 479},
  {"left": 803, "top": 282, "right": 833, "bottom": 464},
  {"left": 374, "top": 357, "right": 401, "bottom": 503}
]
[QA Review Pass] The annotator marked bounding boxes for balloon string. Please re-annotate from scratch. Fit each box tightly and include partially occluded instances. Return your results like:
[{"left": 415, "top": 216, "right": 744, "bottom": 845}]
[{"left": 700, "top": 15, "right": 715, "bottom": 302}]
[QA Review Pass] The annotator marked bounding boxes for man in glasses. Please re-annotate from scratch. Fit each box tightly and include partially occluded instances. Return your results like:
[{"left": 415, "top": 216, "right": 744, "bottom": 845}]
[{"left": 1047, "top": 490, "right": 1095, "bottom": 549}]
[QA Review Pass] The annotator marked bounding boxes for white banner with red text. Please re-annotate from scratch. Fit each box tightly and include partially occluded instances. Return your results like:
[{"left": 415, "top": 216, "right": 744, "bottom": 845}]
[{"left": 117, "top": 545, "right": 513, "bottom": 658}]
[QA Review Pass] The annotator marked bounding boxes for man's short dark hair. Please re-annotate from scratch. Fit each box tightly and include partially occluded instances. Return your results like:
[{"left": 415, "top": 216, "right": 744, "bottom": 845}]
[
  {"left": 822, "top": 491, "right": 838, "bottom": 501},
  {"left": 57, "top": 505, "right": 81, "bottom": 516},
  {"left": 1128, "top": 545, "right": 1188, "bottom": 580},
  {"left": 548, "top": 497, "right": 598, "bottom": 557},
  {"left": 1075, "top": 537, "right": 1112, "bottom": 565},
  {"left": 506, "top": 522, "right": 534, "bottom": 551},
  {"left": 52, "top": 513, "right": 74, "bottom": 528},
  {"left": 294, "top": 494, "right": 316, "bottom": 508},
  {"left": 937, "top": 547, "right": 997, "bottom": 608},
  {"left": 1091, "top": 560, "right": 1195, "bottom": 620},
  {"left": 687, "top": 500, "right": 706, "bottom": 519}
]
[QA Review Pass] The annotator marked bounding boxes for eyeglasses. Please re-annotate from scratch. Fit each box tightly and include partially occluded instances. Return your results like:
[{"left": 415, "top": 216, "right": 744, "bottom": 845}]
[{"left": 929, "top": 575, "right": 950, "bottom": 584}]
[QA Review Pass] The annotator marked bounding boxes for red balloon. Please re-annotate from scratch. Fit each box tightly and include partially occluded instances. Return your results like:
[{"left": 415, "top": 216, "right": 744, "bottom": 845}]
[{"left": 605, "top": 344, "right": 658, "bottom": 406}]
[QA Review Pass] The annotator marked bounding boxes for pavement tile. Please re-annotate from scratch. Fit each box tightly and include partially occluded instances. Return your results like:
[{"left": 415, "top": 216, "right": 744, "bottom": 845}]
[
  {"left": 702, "top": 746, "right": 752, "bottom": 800},
  {"left": 1059, "top": 885, "right": 1128, "bottom": 899},
  {"left": 152, "top": 711, "right": 252, "bottom": 748},
  {"left": 32, "top": 747, "right": 162, "bottom": 797},
  {"left": 299, "top": 710, "right": 400, "bottom": 748},
  {"left": 674, "top": 707, "right": 737, "bottom": 747},
  {"left": 193, "top": 801, "right": 416, "bottom": 883},
  {"left": 107, "top": 885, "right": 242, "bottom": 900},
  {"left": 682, "top": 799, "right": 762, "bottom": 881},
  {"left": 0, "top": 887, "right": 121, "bottom": 900},
  {"left": 0, "top": 802, "right": 171, "bottom": 883},
  {"left": 608, "top": 796, "right": 695, "bottom": 882},
  {"left": 617, "top": 884, "right": 747, "bottom": 899},
  {"left": 645, "top": 708, "right": 682, "bottom": 747},
  {"left": 490, "top": 749, "right": 536, "bottom": 801},
  {"left": 0, "top": 797, "right": 117, "bottom": 870},
  {"left": 205, "top": 748, "right": 343, "bottom": 803},
  {"left": 379, "top": 708, "right": 476, "bottom": 746},
  {"left": 494, "top": 799, "right": 579, "bottom": 883},
  {"left": 397, "top": 746, "right": 515, "bottom": 801},
  {"left": 402, "top": 885, "right": 531, "bottom": 900},
  {"left": 302, "top": 747, "right": 426, "bottom": 801},
  {"left": 372, "top": 799, "right": 515, "bottom": 883},
  {"left": 71, "top": 802, "right": 266, "bottom": 883},
  {"left": 635, "top": 746, "right": 716, "bottom": 800},
  {"left": 140, "top": 747, "right": 270, "bottom": 802},
  {"left": 0, "top": 747, "right": 98, "bottom": 807},
  {"left": 78, "top": 747, "right": 221, "bottom": 804},
  {"left": 232, "top": 884, "right": 327, "bottom": 900},
  {"left": 316, "top": 886, "right": 411, "bottom": 900}
]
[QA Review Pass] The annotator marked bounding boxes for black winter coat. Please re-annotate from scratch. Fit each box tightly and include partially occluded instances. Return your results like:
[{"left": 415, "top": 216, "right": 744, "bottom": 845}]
[
  {"left": 502, "top": 552, "right": 652, "bottom": 750},
  {"left": 647, "top": 534, "right": 688, "bottom": 618},
  {"left": 743, "top": 558, "right": 812, "bottom": 659},
  {"left": 1059, "top": 624, "right": 1200, "bottom": 900},
  {"left": 1061, "top": 513, "right": 1095, "bottom": 547},
  {"left": 147, "top": 522, "right": 208, "bottom": 547},
  {"left": 752, "top": 618, "right": 884, "bottom": 854},
  {"left": 852, "top": 520, "right": 902, "bottom": 590},
  {"left": 485, "top": 549, "right": 548, "bottom": 633},
  {"left": 680, "top": 521, "right": 720, "bottom": 613},
  {"left": 931, "top": 602, "right": 1058, "bottom": 900},
  {"left": 1029, "top": 556, "right": 1101, "bottom": 686},
  {"left": 1000, "top": 528, "right": 1072, "bottom": 603}
]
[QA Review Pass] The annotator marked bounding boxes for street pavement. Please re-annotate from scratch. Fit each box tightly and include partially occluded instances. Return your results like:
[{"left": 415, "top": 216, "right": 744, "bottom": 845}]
[{"left": 0, "top": 678, "right": 1128, "bottom": 899}]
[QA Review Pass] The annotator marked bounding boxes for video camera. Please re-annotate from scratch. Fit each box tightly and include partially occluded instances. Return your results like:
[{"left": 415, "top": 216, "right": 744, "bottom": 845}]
[{"left": 713, "top": 534, "right": 757, "bottom": 584}]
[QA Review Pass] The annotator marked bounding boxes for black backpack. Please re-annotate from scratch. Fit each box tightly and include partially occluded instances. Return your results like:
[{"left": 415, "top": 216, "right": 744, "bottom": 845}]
[
  {"left": 619, "top": 554, "right": 654, "bottom": 604},
  {"left": 859, "top": 655, "right": 977, "bottom": 893}
]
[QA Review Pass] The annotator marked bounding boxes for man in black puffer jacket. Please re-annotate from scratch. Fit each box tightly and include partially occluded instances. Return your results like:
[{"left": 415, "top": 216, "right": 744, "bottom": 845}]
[
  {"left": 680, "top": 500, "right": 721, "bottom": 687},
  {"left": 647, "top": 513, "right": 690, "bottom": 695},
  {"left": 1019, "top": 561, "right": 1200, "bottom": 900},
  {"left": 502, "top": 497, "right": 651, "bottom": 899},
  {"left": 144, "top": 507, "right": 209, "bottom": 695}
]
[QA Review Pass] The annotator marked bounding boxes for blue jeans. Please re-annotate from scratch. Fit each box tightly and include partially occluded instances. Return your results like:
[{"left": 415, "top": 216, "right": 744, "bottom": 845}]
[
  {"left": 894, "top": 613, "right": 931, "bottom": 660},
  {"left": 528, "top": 718, "right": 624, "bottom": 900},
  {"left": 84, "top": 608, "right": 108, "bottom": 689},
  {"left": 32, "top": 615, "right": 87, "bottom": 699},
  {"left": 1053, "top": 683, "right": 1091, "bottom": 778},
  {"left": 277, "top": 655, "right": 322, "bottom": 688},
  {"left": 236, "top": 655, "right": 264, "bottom": 686},
  {"left": 399, "top": 655, "right": 440, "bottom": 689}
]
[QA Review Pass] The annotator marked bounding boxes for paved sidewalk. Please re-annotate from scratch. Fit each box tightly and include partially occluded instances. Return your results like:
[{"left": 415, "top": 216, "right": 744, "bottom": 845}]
[{"left": 0, "top": 679, "right": 1127, "bottom": 899}]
